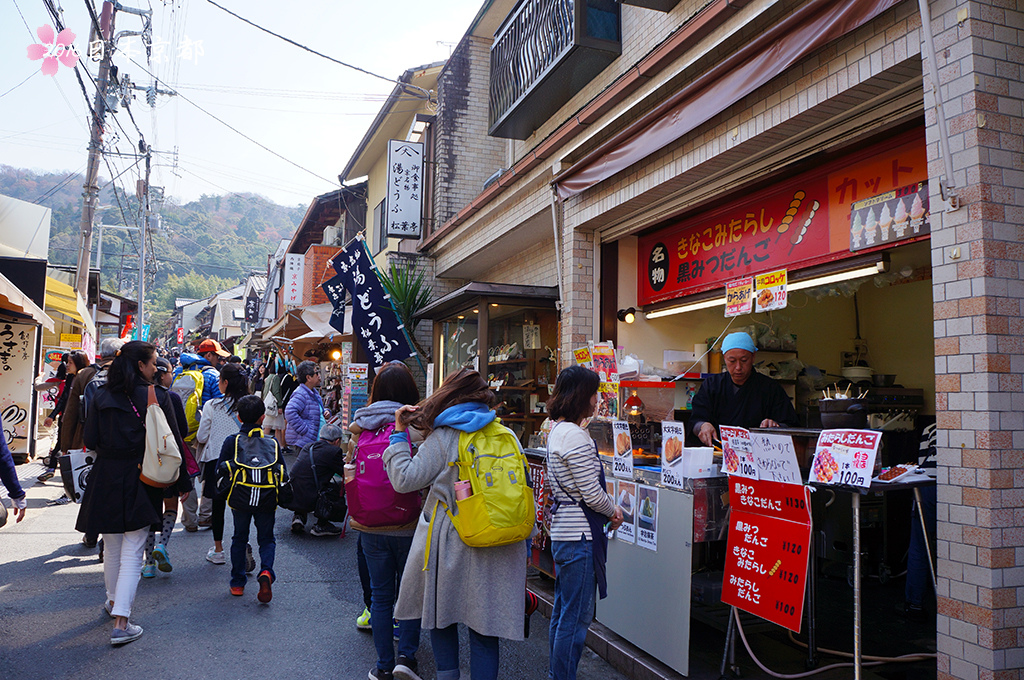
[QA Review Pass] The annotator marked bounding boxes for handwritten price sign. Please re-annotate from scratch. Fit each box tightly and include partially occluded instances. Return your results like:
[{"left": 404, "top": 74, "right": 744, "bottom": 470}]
[
  {"left": 810, "top": 429, "right": 881, "bottom": 489},
  {"left": 660, "top": 421, "right": 686, "bottom": 489},
  {"left": 611, "top": 420, "right": 634, "bottom": 481},
  {"left": 721, "top": 426, "right": 757, "bottom": 479}
]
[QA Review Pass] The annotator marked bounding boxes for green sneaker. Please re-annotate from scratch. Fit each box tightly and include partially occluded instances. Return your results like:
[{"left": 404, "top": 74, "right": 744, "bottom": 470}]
[{"left": 356, "top": 607, "right": 371, "bottom": 630}]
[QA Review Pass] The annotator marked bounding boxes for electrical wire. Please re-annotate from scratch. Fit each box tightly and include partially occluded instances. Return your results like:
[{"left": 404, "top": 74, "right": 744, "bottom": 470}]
[
  {"left": 0, "top": 70, "right": 40, "bottom": 99},
  {"left": 731, "top": 608, "right": 934, "bottom": 679},
  {"left": 203, "top": 0, "right": 433, "bottom": 101},
  {"left": 33, "top": 163, "right": 87, "bottom": 203},
  {"left": 125, "top": 55, "right": 337, "bottom": 187}
]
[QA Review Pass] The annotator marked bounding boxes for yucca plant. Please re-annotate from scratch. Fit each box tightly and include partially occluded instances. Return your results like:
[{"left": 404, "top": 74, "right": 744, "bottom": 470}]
[{"left": 378, "top": 261, "right": 433, "bottom": 360}]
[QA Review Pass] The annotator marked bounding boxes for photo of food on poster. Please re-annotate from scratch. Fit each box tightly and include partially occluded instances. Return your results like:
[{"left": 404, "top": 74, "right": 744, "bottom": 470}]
[
  {"left": 721, "top": 425, "right": 757, "bottom": 479},
  {"left": 810, "top": 429, "right": 882, "bottom": 488},
  {"left": 637, "top": 485, "right": 658, "bottom": 551},
  {"left": 616, "top": 481, "right": 636, "bottom": 544},
  {"left": 611, "top": 420, "right": 634, "bottom": 480},
  {"left": 661, "top": 420, "right": 686, "bottom": 489},
  {"left": 605, "top": 479, "right": 616, "bottom": 539}
]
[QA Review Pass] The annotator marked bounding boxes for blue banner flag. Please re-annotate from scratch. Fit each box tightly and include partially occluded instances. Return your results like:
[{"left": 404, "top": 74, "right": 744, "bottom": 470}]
[{"left": 322, "top": 239, "right": 415, "bottom": 369}]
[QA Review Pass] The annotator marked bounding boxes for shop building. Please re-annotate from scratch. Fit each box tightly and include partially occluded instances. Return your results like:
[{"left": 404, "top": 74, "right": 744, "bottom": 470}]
[{"left": 408, "top": 0, "right": 1022, "bottom": 678}]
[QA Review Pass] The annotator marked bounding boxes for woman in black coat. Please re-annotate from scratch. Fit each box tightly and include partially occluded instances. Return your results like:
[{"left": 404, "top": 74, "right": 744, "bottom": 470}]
[{"left": 75, "top": 341, "right": 190, "bottom": 646}]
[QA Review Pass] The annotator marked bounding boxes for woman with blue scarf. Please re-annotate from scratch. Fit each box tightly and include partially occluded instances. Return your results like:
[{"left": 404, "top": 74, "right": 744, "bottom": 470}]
[{"left": 384, "top": 368, "right": 527, "bottom": 680}]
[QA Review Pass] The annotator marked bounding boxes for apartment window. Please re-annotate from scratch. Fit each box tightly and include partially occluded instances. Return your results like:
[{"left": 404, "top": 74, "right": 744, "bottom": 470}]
[{"left": 373, "top": 199, "right": 387, "bottom": 254}]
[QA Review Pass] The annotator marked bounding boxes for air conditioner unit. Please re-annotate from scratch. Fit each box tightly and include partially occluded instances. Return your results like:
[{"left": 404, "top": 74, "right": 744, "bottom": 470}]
[{"left": 322, "top": 226, "right": 341, "bottom": 245}]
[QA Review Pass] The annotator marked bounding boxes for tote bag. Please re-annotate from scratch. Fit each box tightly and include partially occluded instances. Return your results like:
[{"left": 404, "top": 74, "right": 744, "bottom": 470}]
[{"left": 140, "top": 385, "right": 182, "bottom": 487}]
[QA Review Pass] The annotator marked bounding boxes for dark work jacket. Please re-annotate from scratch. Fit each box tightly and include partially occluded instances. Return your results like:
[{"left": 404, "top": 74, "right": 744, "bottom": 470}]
[
  {"left": 285, "top": 440, "right": 347, "bottom": 513},
  {"left": 690, "top": 371, "right": 798, "bottom": 434},
  {"left": 76, "top": 382, "right": 189, "bottom": 534}
]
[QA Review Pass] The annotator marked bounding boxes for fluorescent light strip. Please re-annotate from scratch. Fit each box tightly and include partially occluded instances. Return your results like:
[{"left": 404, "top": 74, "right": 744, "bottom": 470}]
[{"left": 644, "top": 262, "right": 884, "bottom": 320}]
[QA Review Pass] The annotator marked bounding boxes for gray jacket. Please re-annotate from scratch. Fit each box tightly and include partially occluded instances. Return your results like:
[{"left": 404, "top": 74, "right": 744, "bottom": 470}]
[{"left": 384, "top": 427, "right": 527, "bottom": 640}]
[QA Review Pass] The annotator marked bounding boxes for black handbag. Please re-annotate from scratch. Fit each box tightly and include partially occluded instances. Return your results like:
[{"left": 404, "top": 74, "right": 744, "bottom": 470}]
[{"left": 310, "top": 456, "right": 347, "bottom": 522}]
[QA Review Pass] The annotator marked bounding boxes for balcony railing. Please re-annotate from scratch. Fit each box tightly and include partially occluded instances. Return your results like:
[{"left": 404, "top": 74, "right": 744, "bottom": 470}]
[{"left": 489, "top": 0, "right": 621, "bottom": 140}]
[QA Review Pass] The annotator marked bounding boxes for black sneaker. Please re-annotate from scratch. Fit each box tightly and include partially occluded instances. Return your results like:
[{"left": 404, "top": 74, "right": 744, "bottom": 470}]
[
  {"left": 82, "top": 534, "right": 98, "bottom": 549},
  {"left": 245, "top": 543, "right": 256, "bottom": 573},
  {"left": 368, "top": 668, "right": 393, "bottom": 680},
  {"left": 291, "top": 516, "right": 305, "bottom": 534},
  {"left": 309, "top": 521, "right": 344, "bottom": 537},
  {"left": 393, "top": 655, "right": 421, "bottom": 680}
]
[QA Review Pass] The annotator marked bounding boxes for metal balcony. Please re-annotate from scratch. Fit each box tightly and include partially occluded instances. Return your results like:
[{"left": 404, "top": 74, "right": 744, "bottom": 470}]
[{"left": 489, "top": 0, "right": 621, "bottom": 140}]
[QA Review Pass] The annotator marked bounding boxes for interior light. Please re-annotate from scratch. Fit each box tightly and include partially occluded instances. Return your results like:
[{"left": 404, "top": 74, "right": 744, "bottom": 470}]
[
  {"left": 645, "top": 297, "right": 724, "bottom": 320},
  {"left": 457, "top": 315, "right": 465, "bottom": 320},
  {"left": 329, "top": 349, "right": 341, "bottom": 361},
  {"left": 616, "top": 307, "right": 636, "bottom": 323},
  {"left": 787, "top": 263, "right": 887, "bottom": 292},
  {"left": 472, "top": 309, "right": 479, "bottom": 314},
  {"left": 490, "top": 303, "right": 499, "bottom": 307}
]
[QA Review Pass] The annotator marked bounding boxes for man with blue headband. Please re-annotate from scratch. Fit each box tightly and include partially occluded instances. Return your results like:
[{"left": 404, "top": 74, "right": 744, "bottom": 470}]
[{"left": 691, "top": 332, "right": 798, "bottom": 446}]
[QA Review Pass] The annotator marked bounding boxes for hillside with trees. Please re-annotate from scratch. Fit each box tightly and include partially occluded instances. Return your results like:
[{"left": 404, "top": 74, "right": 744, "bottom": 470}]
[{"left": 0, "top": 165, "right": 304, "bottom": 331}]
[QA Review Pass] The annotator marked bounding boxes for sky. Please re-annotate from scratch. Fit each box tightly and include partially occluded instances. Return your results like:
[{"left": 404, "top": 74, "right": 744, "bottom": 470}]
[{"left": 1, "top": 0, "right": 484, "bottom": 207}]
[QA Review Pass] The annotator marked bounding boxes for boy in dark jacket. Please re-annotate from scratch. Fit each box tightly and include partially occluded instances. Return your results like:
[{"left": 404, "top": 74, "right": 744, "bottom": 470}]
[{"left": 216, "top": 395, "right": 288, "bottom": 603}]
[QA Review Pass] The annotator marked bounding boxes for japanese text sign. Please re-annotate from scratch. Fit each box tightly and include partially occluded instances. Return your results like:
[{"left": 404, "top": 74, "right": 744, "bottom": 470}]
[
  {"left": 810, "top": 429, "right": 882, "bottom": 488},
  {"left": 754, "top": 269, "right": 787, "bottom": 312},
  {"left": 283, "top": 253, "right": 305, "bottom": 306},
  {"left": 0, "top": 322, "right": 36, "bottom": 457},
  {"left": 725, "top": 277, "right": 753, "bottom": 317},
  {"left": 849, "top": 181, "right": 930, "bottom": 252},
  {"left": 721, "top": 425, "right": 757, "bottom": 479},
  {"left": 386, "top": 140, "right": 424, "bottom": 239},
  {"left": 750, "top": 432, "right": 802, "bottom": 486},
  {"left": 660, "top": 421, "right": 686, "bottom": 489},
  {"left": 722, "top": 477, "right": 811, "bottom": 632},
  {"left": 176, "top": 327, "right": 184, "bottom": 345},
  {"left": 611, "top": 420, "right": 633, "bottom": 480},
  {"left": 616, "top": 480, "right": 636, "bottom": 544},
  {"left": 325, "top": 239, "right": 415, "bottom": 369},
  {"left": 244, "top": 294, "right": 260, "bottom": 323}
]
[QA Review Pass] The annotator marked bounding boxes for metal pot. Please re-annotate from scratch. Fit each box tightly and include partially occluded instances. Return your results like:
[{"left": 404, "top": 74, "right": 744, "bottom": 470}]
[
  {"left": 841, "top": 366, "right": 873, "bottom": 381},
  {"left": 871, "top": 373, "right": 896, "bottom": 387}
]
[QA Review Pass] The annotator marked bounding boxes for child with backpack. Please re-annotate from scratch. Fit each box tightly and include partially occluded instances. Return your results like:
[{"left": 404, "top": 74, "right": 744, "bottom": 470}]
[
  {"left": 347, "top": 362, "right": 424, "bottom": 680},
  {"left": 384, "top": 368, "right": 533, "bottom": 680},
  {"left": 215, "top": 395, "right": 290, "bottom": 603}
]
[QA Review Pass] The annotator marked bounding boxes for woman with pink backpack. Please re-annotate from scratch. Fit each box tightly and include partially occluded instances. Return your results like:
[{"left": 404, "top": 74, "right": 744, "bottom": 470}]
[{"left": 347, "top": 361, "right": 424, "bottom": 680}]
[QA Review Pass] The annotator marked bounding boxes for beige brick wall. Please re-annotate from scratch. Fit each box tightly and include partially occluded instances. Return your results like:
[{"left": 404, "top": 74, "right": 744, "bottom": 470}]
[{"left": 925, "top": 1, "right": 1024, "bottom": 677}]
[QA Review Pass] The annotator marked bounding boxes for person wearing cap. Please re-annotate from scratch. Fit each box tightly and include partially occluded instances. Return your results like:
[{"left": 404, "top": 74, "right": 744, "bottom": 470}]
[
  {"left": 691, "top": 332, "right": 798, "bottom": 447},
  {"left": 189, "top": 338, "right": 230, "bottom": 408}
]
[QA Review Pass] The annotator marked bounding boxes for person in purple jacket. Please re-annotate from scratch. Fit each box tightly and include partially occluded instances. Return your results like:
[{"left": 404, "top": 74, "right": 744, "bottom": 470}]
[
  {"left": 1, "top": 413, "right": 28, "bottom": 524},
  {"left": 284, "top": 361, "right": 324, "bottom": 453}
]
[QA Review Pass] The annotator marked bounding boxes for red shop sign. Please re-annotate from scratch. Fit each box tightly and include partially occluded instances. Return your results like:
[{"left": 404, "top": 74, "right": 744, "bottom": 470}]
[
  {"left": 637, "top": 132, "right": 928, "bottom": 306},
  {"left": 721, "top": 478, "right": 812, "bottom": 632}
]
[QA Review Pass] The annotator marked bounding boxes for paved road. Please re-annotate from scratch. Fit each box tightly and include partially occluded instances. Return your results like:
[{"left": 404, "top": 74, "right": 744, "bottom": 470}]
[{"left": 0, "top": 459, "right": 625, "bottom": 680}]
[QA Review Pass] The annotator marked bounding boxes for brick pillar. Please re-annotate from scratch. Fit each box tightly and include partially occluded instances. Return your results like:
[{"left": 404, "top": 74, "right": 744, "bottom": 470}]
[
  {"left": 927, "top": 1, "right": 1024, "bottom": 678},
  {"left": 559, "top": 223, "right": 596, "bottom": 369}
]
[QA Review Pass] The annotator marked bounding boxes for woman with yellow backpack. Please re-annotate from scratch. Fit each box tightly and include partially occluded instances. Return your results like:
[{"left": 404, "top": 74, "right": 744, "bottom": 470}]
[{"left": 385, "top": 368, "right": 533, "bottom": 680}]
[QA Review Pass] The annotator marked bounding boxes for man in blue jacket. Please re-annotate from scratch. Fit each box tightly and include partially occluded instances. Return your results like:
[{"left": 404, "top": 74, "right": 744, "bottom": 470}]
[{"left": 284, "top": 360, "right": 324, "bottom": 453}]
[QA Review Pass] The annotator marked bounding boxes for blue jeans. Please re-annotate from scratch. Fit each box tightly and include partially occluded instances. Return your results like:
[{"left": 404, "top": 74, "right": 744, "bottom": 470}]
[
  {"left": 362, "top": 533, "right": 420, "bottom": 671},
  {"left": 230, "top": 508, "right": 276, "bottom": 588},
  {"left": 906, "top": 485, "right": 936, "bottom": 607},
  {"left": 430, "top": 624, "right": 499, "bottom": 680},
  {"left": 549, "top": 539, "right": 595, "bottom": 680}
]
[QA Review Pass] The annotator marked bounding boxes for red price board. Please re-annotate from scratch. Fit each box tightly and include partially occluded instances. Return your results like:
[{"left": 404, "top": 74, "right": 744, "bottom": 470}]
[{"left": 722, "top": 478, "right": 812, "bottom": 632}]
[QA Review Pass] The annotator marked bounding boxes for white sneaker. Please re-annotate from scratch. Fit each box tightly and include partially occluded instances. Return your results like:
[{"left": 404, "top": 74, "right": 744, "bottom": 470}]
[
  {"left": 206, "top": 548, "right": 225, "bottom": 565},
  {"left": 110, "top": 622, "right": 143, "bottom": 646}
]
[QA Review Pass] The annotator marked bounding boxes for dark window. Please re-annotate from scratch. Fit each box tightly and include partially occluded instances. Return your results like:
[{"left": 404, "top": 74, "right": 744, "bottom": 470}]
[{"left": 373, "top": 199, "right": 387, "bottom": 254}]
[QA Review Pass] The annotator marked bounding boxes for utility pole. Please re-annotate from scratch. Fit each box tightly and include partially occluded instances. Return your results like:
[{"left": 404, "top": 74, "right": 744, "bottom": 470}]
[
  {"left": 137, "top": 148, "right": 150, "bottom": 337},
  {"left": 75, "top": 1, "right": 116, "bottom": 298}
]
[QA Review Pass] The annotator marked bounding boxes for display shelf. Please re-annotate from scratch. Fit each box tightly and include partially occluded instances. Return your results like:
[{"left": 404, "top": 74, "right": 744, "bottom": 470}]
[
  {"left": 490, "top": 358, "right": 528, "bottom": 366},
  {"left": 494, "top": 385, "right": 533, "bottom": 391}
]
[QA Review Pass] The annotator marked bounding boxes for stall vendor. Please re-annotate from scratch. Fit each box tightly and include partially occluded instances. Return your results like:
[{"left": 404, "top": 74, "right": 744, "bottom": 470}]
[{"left": 692, "top": 332, "right": 798, "bottom": 446}]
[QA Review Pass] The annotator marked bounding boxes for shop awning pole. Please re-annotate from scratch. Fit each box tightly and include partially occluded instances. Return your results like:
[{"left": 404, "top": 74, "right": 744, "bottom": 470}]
[
  {"left": 549, "top": 185, "right": 565, "bottom": 312},
  {"left": 917, "top": 0, "right": 959, "bottom": 210}
]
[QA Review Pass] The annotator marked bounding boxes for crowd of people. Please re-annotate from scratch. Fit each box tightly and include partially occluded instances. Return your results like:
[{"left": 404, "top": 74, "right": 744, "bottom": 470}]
[{"left": 2, "top": 338, "right": 626, "bottom": 680}]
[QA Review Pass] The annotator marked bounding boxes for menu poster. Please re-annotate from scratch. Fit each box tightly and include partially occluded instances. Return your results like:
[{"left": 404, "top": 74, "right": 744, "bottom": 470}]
[
  {"left": 721, "top": 425, "right": 758, "bottom": 479},
  {"left": 810, "top": 429, "right": 882, "bottom": 488},
  {"left": 750, "top": 432, "right": 802, "bottom": 486},
  {"left": 573, "top": 346, "right": 593, "bottom": 367},
  {"left": 348, "top": 363, "right": 369, "bottom": 380},
  {"left": 591, "top": 343, "right": 619, "bottom": 382},
  {"left": 754, "top": 269, "right": 788, "bottom": 312},
  {"left": 636, "top": 485, "right": 659, "bottom": 551},
  {"left": 611, "top": 420, "right": 634, "bottom": 480},
  {"left": 722, "top": 478, "right": 812, "bottom": 632},
  {"left": 660, "top": 421, "right": 687, "bottom": 489},
  {"left": 725, "top": 277, "right": 754, "bottom": 317},
  {"left": 597, "top": 382, "right": 619, "bottom": 420},
  {"left": 616, "top": 481, "right": 637, "bottom": 544}
]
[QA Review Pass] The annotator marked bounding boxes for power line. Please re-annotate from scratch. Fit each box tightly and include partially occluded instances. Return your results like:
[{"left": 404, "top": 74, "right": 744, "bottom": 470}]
[
  {"left": 0, "top": 70, "right": 39, "bottom": 99},
  {"left": 126, "top": 56, "right": 338, "bottom": 187},
  {"left": 204, "top": 0, "right": 433, "bottom": 101}
]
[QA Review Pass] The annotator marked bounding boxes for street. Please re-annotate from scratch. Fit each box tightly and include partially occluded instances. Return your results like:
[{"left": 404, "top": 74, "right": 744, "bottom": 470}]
[{"left": 0, "top": 458, "right": 624, "bottom": 680}]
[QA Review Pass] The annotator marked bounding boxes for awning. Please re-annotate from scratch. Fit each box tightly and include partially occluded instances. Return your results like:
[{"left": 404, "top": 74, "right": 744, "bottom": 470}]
[
  {"left": 45, "top": 276, "right": 97, "bottom": 339},
  {"left": 555, "top": 0, "right": 901, "bottom": 198},
  {"left": 0, "top": 271, "right": 54, "bottom": 331},
  {"left": 295, "top": 303, "right": 351, "bottom": 341}
]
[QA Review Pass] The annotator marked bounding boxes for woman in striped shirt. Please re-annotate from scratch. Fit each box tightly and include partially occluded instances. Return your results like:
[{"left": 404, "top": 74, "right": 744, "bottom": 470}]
[{"left": 546, "top": 366, "right": 623, "bottom": 680}]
